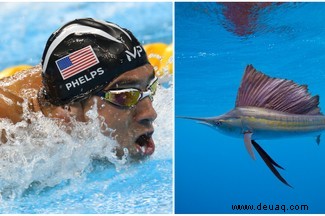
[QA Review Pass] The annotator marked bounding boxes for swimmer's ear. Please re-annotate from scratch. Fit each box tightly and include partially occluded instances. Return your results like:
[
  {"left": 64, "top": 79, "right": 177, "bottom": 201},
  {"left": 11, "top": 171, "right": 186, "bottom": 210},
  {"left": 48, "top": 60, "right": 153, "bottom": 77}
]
[
  {"left": 63, "top": 102, "right": 85, "bottom": 121},
  {"left": 59, "top": 102, "right": 86, "bottom": 122}
]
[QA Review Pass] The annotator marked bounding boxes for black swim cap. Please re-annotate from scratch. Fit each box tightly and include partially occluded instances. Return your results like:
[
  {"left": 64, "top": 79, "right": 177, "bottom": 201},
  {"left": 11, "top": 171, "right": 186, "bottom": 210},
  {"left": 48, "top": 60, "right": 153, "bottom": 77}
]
[{"left": 41, "top": 18, "right": 149, "bottom": 105}]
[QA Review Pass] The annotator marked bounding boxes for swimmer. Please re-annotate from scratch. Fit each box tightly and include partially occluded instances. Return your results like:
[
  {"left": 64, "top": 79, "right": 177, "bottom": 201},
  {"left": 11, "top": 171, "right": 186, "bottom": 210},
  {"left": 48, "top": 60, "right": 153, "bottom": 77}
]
[{"left": 0, "top": 18, "right": 157, "bottom": 161}]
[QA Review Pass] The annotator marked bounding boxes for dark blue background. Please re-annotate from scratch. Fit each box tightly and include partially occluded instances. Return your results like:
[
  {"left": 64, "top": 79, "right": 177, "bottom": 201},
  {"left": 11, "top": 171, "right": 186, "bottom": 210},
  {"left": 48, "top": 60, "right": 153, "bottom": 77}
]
[{"left": 176, "top": 2, "right": 325, "bottom": 213}]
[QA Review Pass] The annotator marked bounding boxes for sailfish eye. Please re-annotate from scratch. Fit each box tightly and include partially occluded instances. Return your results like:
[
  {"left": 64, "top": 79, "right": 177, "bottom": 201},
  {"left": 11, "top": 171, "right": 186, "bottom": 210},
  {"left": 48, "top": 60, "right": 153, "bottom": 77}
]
[{"left": 215, "top": 121, "right": 222, "bottom": 126}]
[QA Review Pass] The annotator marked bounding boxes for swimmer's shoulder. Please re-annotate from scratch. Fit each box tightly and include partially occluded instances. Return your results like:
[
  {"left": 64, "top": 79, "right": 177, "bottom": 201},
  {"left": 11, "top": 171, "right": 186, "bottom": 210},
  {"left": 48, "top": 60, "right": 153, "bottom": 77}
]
[
  {"left": 0, "top": 65, "right": 42, "bottom": 123},
  {"left": 0, "top": 65, "right": 42, "bottom": 96},
  {"left": 0, "top": 87, "right": 24, "bottom": 123}
]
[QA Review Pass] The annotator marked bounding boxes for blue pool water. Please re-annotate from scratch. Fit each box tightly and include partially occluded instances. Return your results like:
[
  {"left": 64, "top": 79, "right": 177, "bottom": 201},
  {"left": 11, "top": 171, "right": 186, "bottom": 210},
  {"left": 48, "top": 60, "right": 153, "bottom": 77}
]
[
  {"left": 0, "top": 2, "right": 172, "bottom": 214},
  {"left": 176, "top": 2, "right": 325, "bottom": 214}
]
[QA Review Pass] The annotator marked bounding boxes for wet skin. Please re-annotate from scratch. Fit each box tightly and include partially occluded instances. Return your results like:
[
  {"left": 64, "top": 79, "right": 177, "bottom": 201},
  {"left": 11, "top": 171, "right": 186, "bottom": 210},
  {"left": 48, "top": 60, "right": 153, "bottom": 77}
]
[{"left": 82, "top": 64, "right": 158, "bottom": 160}]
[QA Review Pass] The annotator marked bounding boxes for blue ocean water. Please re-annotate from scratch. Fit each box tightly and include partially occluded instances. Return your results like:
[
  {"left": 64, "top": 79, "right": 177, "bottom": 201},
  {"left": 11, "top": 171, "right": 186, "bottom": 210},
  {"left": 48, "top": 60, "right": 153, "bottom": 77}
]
[
  {"left": 176, "top": 2, "right": 325, "bottom": 214},
  {"left": 0, "top": 2, "right": 172, "bottom": 214}
]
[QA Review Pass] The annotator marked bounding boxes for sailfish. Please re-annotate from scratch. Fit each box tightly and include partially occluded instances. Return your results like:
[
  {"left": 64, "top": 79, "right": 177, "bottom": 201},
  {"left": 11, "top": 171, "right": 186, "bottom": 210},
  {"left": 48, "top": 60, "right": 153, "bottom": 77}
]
[{"left": 179, "top": 65, "right": 325, "bottom": 187}]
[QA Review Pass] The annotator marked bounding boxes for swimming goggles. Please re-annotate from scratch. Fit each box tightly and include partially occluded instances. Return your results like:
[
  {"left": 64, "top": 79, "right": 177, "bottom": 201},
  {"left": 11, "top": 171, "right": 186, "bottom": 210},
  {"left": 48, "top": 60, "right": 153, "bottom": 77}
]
[{"left": 96, "top": 77, "right": 158, "bottom": 108}]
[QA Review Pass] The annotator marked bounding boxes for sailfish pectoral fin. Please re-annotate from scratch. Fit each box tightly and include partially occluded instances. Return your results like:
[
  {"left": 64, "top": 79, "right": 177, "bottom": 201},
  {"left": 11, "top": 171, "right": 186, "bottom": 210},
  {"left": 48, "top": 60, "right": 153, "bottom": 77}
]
[
  {"left": 251, "top": 140, "right": 284, "bottom": 170},
  {"left": 251, "top": 140, "right": 293, "bottom": 188},
  {"left": 244, "top": 132, "right": 256, "bottom": 160}
]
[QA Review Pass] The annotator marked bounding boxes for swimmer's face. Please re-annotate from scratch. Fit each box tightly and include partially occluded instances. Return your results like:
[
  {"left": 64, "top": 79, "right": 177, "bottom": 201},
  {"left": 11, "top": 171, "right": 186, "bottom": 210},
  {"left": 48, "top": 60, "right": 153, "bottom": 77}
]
[{"left": 83, "top": 64, "right": 157, "bottom": 161}]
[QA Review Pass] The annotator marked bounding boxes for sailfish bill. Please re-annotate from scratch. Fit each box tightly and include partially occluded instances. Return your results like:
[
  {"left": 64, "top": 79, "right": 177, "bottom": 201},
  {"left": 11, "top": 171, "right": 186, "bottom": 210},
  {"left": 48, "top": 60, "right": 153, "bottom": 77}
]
[{"left": 178, "top": 64, "right": 325, "bottom": 187}]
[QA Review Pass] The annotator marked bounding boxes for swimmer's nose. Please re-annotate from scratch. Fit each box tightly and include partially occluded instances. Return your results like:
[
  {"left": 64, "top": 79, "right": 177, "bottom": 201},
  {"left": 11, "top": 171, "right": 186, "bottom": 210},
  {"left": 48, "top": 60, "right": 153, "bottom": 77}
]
[{"left": 134, "top": 97, "right": 157, "bottom": 126}]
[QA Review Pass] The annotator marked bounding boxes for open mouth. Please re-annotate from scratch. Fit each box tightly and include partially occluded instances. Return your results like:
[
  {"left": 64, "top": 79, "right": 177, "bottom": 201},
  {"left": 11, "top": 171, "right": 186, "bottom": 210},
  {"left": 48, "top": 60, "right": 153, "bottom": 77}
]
[{"left": 135, "top": 132, "right": 155, "bottom": 156}]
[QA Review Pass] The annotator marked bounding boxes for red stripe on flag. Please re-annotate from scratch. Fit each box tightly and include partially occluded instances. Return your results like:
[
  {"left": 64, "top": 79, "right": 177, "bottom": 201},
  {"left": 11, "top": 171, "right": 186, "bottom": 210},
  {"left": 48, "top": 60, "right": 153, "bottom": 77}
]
[
  {"left": 63, "top": 58, "right": 98, "bottom": 78},
  {"left": 70, "top": 49, "right": 93, "bottom": 60},
  {"left": 62, "top": 54, "right": 98, "bottom": 76},
  {"left": 71, "top": 52, "right": 94, "bottom": 64}
]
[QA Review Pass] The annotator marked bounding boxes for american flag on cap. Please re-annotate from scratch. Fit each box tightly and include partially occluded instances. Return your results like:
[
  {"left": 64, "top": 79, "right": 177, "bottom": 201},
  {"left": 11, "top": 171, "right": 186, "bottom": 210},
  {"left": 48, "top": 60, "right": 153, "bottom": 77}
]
[{"left": 55, "top": 45, "right": 99, "bottom": 80}]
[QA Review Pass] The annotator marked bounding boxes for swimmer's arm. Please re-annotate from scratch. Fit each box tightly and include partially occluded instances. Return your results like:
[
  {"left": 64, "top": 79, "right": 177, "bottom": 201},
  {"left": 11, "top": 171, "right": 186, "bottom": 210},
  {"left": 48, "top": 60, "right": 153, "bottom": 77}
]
[{"left": 0, "top": 87, "right": 23, "bottom": 123}]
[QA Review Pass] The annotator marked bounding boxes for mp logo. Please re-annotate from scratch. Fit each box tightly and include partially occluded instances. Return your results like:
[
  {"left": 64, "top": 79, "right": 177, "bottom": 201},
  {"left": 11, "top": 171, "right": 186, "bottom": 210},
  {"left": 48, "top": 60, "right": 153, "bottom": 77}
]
[{"left": 125, "top": 46, "right": 143, "bottom": 62}]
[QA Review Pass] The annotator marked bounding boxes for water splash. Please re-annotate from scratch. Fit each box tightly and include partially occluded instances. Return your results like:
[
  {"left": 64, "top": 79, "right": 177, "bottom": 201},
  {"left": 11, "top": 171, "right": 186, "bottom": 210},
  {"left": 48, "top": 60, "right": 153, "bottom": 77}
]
[
  {"left": 0, "top": 81, "right": 173, "bottom": 200},
  {"left": 0, "top": 104, "right": 117, "bottom": 199},
  {"left": 152, "top": 83, "right": 173, "bottom": 160}
]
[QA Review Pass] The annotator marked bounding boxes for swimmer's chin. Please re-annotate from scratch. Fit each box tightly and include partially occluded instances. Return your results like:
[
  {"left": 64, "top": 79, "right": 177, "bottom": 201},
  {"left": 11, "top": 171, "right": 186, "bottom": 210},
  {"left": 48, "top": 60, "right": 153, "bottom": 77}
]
[{"left": 114, "top": 148, "right": 151, "bottom": 162}]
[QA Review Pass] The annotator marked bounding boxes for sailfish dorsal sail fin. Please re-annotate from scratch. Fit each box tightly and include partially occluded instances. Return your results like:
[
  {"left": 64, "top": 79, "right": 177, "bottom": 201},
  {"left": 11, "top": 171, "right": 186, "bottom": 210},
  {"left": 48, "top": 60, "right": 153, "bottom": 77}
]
[{"left": 235, "top": 65, "right": 322, "bottom": 115}]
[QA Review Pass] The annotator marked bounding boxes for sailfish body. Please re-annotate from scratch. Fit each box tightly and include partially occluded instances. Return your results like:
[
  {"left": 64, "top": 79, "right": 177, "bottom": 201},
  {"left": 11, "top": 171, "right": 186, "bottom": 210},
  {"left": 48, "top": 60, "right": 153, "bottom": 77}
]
[
  {"left": 197, "top": 106, "right": 325, "bottom": 140},
  {"left": 179, "top": 65, "right": 324, "bottom": 187}
]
